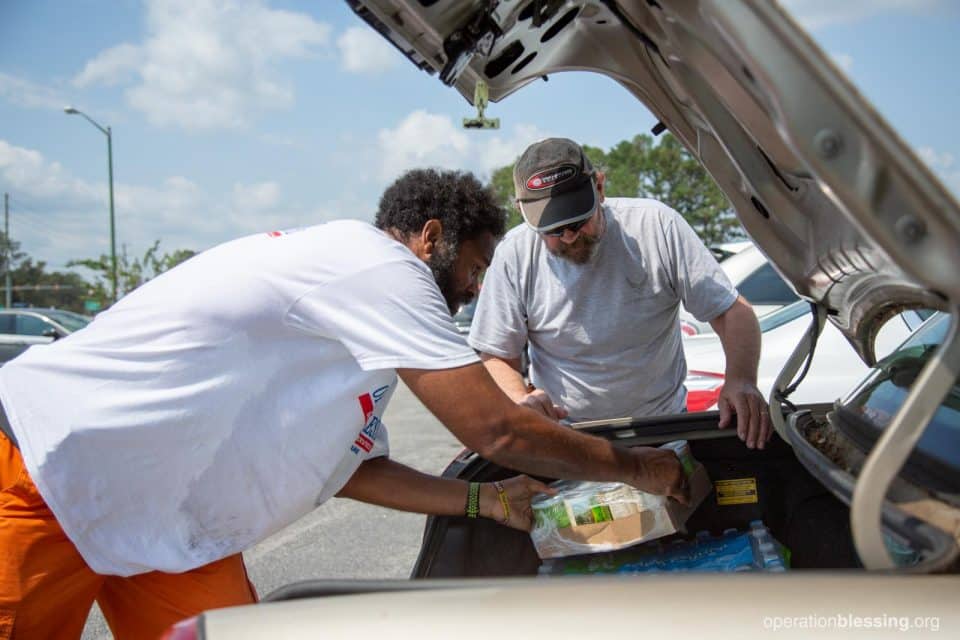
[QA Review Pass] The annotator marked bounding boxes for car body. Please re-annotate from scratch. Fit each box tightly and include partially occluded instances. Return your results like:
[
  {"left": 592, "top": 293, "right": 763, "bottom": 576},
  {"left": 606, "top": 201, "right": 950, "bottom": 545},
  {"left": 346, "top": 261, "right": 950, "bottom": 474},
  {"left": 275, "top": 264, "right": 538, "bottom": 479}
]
[
  {"left": 176, "top": 0, "right": 960, "bottom": 636},
  {"left": 683, "top": 302, "right": 932, "bottom": 411},
  {"left": 708, "top": 240, "right": 752, "bottom": 263},
  {"left": 452, "top": 298, "right": 477, "bottom": 335},
  {"left": 680, "top": 243, "right": 800, "bottom": 336},
  {"left": 0, "top": 308, "right": 92, "bottom": 364}
]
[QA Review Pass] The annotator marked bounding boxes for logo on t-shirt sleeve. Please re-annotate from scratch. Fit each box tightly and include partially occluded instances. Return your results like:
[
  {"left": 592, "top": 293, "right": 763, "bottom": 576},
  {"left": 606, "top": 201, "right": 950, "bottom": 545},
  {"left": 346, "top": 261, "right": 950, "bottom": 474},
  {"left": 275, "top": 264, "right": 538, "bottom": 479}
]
[
  {"left": 265, "top": 227, "right": 306, "bottom": 238},
  {"left": 351, "top": 385, "right": 390, "bottom": 455}
]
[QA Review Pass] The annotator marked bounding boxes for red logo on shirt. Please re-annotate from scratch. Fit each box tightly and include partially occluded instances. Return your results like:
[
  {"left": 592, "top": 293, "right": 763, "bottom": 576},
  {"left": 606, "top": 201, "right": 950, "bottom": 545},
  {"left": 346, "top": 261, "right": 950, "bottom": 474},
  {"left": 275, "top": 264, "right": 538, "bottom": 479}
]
[
  {"left": 354, "top": 433, "right": 374, "bottom": 453},
  {"left": 351, "top": 385, "right": 390, "bottom": 455},
  {"left": 358, "top": 393, "right": 374, "bottom": 423}
]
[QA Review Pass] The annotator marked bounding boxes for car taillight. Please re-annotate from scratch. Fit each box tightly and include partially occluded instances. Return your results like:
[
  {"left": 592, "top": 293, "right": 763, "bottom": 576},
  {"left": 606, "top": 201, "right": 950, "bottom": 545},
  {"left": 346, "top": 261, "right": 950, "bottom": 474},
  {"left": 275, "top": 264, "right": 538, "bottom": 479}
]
[
  {"left": 685, "top": 370, "right": 724, "bottom": 412},
  {"left": 160, "top": 616, "right": 200, "bottom": 640},
  {"left": 680, "top": 320, "right": 699, "bottom": 336}
]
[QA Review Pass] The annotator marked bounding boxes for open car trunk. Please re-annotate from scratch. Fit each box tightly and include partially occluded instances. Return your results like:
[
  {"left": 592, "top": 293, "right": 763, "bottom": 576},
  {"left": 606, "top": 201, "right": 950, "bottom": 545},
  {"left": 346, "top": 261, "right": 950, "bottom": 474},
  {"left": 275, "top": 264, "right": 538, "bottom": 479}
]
[{"left": 413, "top": 406, "right": 864, "bottom": 578}]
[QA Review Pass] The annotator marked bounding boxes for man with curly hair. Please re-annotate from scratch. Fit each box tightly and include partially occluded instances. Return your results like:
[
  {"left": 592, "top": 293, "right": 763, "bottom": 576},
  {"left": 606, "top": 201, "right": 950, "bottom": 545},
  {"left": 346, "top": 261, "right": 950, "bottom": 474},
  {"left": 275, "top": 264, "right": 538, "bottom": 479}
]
[{"left": 0, "top": 167, "right": 686, "bottom": 638}]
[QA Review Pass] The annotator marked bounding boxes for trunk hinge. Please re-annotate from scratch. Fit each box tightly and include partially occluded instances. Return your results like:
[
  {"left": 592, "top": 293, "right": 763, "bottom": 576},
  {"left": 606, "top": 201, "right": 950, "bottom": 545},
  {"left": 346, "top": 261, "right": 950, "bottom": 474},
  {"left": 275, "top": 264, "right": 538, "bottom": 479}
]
[{"left": 768, "top": 302, "right": 825, "bottom": 441}]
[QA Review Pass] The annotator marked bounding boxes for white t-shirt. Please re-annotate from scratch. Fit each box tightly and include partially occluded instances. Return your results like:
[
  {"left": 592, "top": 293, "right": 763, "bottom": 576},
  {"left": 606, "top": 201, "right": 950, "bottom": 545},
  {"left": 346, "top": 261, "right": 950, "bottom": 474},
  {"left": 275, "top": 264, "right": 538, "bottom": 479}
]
[
  {"left": 0, "top": 220, "right": 478, "bottom": 576},
  {"left": 468, "top": 199, "right": 737, "bottom": 421}
]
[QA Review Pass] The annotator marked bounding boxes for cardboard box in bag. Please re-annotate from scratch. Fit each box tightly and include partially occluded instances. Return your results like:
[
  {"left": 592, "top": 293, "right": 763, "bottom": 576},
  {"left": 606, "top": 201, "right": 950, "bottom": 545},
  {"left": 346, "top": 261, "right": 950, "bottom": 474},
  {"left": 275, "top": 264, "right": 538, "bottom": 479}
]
[{"left": 531, "top": 463, "right": 712, "bottom": 560}]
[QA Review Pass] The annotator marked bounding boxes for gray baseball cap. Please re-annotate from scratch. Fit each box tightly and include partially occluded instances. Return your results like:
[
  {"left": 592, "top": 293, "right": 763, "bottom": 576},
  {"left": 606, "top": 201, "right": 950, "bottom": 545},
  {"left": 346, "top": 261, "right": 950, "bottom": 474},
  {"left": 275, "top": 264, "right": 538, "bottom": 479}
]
[{"left": 513, "top": 138, "right": 598, "bottom": 233}]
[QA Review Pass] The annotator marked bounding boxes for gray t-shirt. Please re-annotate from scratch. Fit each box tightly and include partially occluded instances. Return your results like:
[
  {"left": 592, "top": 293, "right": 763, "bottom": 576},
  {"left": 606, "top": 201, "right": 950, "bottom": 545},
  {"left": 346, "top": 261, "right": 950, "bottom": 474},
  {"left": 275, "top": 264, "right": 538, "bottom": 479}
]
[{"left": 469, "top": 198, "right": 737, "bottom": 421}]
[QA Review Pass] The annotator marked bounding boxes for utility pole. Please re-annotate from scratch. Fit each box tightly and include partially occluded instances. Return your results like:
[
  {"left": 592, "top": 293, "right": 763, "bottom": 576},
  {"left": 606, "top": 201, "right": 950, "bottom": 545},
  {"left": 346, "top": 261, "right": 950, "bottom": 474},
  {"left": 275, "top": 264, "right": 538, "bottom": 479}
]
[{"left": 4, "top": 192, "right": 10, "bottom": 309}]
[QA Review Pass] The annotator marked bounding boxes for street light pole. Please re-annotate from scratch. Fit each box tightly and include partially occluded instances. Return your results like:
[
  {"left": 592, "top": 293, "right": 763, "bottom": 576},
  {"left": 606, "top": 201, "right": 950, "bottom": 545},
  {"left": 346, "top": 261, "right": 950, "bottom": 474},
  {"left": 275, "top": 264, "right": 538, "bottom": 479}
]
[
  {"left": 64, "top": 106, "right": 118, "bottom": 303},
  {"left": 106, "top": 125, "right": 117, "bottom": 303}
]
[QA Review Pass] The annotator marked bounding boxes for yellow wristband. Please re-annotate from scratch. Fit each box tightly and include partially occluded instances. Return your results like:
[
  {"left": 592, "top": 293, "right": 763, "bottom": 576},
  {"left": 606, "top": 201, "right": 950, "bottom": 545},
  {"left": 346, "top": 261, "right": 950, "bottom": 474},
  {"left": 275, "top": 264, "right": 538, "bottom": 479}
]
[{"left": 493, "top": 481, "right": 510, "bottom": 525}]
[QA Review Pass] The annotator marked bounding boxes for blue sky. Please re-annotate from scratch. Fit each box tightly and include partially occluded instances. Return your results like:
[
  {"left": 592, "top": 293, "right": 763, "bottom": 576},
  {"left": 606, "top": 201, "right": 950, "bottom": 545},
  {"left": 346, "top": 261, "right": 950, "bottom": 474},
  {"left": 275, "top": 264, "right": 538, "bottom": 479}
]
[{"left": 1, "top": 0, "right": 958, "bottom": 271}]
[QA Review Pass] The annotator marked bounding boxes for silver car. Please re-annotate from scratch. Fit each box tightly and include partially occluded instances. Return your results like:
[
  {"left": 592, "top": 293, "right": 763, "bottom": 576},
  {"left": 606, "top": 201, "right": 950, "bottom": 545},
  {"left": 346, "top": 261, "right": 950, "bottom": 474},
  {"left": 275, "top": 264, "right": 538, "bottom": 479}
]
[
  {"left": 183, "top": 1, "right": 959, "bottom": 637},
  {"left": 0, "top": 308, "right": 92, "bottom": 364}
]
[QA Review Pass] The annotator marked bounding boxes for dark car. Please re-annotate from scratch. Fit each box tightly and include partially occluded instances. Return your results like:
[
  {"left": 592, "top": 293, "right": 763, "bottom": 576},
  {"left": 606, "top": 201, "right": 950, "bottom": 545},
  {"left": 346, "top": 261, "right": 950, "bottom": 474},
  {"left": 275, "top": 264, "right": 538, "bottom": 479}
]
[{"left": 0, "top": 308, "right": 92, "bottom": 364}]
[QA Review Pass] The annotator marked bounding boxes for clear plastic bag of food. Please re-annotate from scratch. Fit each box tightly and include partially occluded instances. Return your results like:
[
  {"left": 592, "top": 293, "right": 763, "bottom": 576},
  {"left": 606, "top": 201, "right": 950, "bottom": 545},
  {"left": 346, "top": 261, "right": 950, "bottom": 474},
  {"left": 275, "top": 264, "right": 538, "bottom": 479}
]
[
  {"left": 530, "top": 480, "right": 677, "bottom": 559},
  {"left": 529, "top": 441, "right": 711, "bottom": 559}
]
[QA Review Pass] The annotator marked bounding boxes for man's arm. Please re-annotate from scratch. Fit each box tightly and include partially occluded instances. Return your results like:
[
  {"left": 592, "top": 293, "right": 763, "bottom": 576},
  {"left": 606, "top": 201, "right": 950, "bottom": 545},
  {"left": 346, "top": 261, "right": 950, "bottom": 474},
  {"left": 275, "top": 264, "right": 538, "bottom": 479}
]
[
  {"left": 708, "top": 295, "right": 771, "bottom": 449},
  {"left": 398, "top": 363, "right": 687, "bottom": 502},
  {"left": 479, "top": 352, "right": 568, "bottom": 420},
  {"left": 335, "top": 457, "right": 552, "bottom": 531}
]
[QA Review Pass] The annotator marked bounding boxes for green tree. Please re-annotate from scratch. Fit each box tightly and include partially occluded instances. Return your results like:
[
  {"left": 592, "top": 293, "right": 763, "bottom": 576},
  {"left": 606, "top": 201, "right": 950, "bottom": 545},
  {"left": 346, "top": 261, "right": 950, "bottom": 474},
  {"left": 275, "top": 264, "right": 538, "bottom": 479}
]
[
  {"left": 0, "top": 232, "right": 28, "bottom": 277},
  {"left": 488, "top": 133, "right": 744, "bottom": 244},
  {"left": 68, "top": 241, "right": 197, "bottom": 307},
  {"left": 490, "top": 164, "right": 522, "bottom": 229},
  {"left": 637, "top": 134, "right": 741, "bottom": 244},
  {"left": 0, "top": 234, "right": 90, "bottom": 310},
  {"left": 9, "top": 259, "right": 93, "bottom": 311}
]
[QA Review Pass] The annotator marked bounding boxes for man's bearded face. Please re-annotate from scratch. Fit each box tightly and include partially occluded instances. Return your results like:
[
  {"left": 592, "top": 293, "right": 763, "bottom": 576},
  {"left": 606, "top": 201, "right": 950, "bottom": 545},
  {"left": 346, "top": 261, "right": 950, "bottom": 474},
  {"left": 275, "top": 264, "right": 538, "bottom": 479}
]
[{"left": 429, "top": 240, "right": 468, "bottom": 314}]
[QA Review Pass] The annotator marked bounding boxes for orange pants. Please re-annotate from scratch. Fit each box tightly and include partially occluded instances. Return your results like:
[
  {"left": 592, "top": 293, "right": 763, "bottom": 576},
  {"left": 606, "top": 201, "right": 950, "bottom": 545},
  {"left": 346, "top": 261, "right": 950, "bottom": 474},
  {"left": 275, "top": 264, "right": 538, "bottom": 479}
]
[{"left": 0, "top": 433, "right": 257, "bottom": 640}]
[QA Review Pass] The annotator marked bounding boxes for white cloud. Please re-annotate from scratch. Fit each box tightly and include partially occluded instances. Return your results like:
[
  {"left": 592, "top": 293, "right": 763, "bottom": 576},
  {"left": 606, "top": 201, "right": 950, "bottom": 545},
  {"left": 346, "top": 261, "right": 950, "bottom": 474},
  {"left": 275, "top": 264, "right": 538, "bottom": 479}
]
[
  {"left": 337, "top": 26, "right": 399, "bottom": 74},
  {"left": 72, "top": 0, "right": 332, "bottom": 130},
  {"left": 0, "top": 139, "right": 101, "bottom": 204},
  {"left": 0, "top": 138, "right": 328, "bottom": 268},
  {"left": 377, "top": 110, "right": 550, "bottom": 181},
  {"left": 780, "top": 0, "right": 945, "bottom": 30},
  {"left": 73, "top": 43, "right": 144, "bottom": 88},
  {"left": 0, "top": 72, "right": 66, "bottom": 111},
  {"left": 377, "top": 110, "right": 470, "bottom": 180},
  {"left": 831, "top": 52, "right": 854, "bottom": 72},
  {"left": 231, "top": 181, "right": 280, "bottom": 211},
  {"left": 917, "top": 146, "right": 960, "bottom": 196}
]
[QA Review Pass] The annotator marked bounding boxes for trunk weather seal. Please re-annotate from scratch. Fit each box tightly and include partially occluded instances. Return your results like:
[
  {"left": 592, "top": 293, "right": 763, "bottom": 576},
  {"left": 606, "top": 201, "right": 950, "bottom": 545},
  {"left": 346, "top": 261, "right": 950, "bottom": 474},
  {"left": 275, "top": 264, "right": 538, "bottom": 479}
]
[
  {"left": 831, "top": 404, "right": 960, "bottom": 496},
  {"left": 784, "top": 410, "right": 958, "bottom": 573}
]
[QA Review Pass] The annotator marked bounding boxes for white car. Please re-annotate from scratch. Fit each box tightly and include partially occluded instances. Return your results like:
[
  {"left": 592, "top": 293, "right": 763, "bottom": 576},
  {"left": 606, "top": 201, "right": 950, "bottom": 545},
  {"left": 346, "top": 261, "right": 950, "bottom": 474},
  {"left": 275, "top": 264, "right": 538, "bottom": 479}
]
[
  {"left": 683, "top": 301, "right": 932, "bottom": 411},
  {"left": 680, "top": 243, "right": 799, "bottom": 336}
]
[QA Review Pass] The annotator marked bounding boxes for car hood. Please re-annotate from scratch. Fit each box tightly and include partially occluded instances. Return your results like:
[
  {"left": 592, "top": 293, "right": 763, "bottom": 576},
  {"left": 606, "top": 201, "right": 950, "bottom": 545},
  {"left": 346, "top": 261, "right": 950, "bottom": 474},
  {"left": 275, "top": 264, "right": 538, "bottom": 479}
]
[{"left": 348, "top": 0, "right": 959, "bottom": 364}]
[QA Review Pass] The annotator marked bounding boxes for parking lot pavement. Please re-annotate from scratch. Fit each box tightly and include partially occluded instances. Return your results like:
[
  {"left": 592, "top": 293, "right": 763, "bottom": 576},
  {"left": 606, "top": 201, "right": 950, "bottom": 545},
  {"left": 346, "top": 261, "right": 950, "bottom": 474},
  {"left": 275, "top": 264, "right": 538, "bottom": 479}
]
[{"left": 83, "top": 380, "right": 462, "bottom": 638}]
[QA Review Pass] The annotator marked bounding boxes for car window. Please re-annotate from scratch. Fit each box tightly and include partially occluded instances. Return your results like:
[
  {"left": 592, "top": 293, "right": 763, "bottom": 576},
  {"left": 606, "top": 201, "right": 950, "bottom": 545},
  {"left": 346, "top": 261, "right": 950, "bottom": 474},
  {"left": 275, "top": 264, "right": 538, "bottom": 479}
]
[
  {"left": 757, "top": 300, "right": 810, "bottom": 333},
  {"left": 838, "top": 313, "right": 958, "bottom": 491},
  {"left": 0, "top": 315, "right": 14, "bottom": 334},
  {"left": 15, "top": 315, "right": 55, "bottom": 337},
  {"left": 453, "top": 299, "right": 477, "bottom": 323},
  {"left": 737, "top": 263, "right": 799, "bottom": 306},
  {"left": 41, "top": 310, "right": 89, "bottom": 332}
]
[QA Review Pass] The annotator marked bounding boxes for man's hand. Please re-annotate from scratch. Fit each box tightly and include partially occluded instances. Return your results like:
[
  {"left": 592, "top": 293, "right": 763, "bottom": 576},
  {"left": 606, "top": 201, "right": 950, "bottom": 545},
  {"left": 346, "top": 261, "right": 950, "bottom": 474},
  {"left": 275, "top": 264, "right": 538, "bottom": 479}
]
[
  {"left": 517, "top": 388, "right": 569, "bottom": 421},
  {"left": 480, "top": 475, "right": 556, "bottom": 531},
  {"left": 628, "top": 447, "right": 689, "bottom": 504},
  {"left": 717, "top": 377, "right": 771, "bottom": 449},
  {"left": 708, "top": 295, "right": 769, "bottom": 450}
]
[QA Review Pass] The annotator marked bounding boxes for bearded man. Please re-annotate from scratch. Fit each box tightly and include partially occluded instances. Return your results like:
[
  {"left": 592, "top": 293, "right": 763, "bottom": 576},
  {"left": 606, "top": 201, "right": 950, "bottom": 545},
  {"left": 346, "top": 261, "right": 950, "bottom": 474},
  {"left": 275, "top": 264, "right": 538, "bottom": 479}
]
[{"left": 468, "top": 138, "right": 771, "bottom": 450}]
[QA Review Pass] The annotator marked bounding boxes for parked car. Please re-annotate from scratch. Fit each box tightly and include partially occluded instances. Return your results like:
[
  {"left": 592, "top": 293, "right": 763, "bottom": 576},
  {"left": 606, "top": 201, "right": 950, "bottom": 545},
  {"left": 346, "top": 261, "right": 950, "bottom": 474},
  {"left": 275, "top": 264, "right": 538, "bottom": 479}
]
[
  {"left": 0, "top": 308, "right": 92, "bottom": 364},
  {"left": 683, "top": 301, "right": 932, "bottom": 411},
  {"left": 680, "top": 243, "right": 799, "bottom": 336},
  {"left": 708, "top": 240, "right": 752, "bottom": 263},
  {"left": 169, "top": 0, "right": 960, "bottom": 636},
  {"left": 451, "top": 299, "right": 477, "bottom": 335}
]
